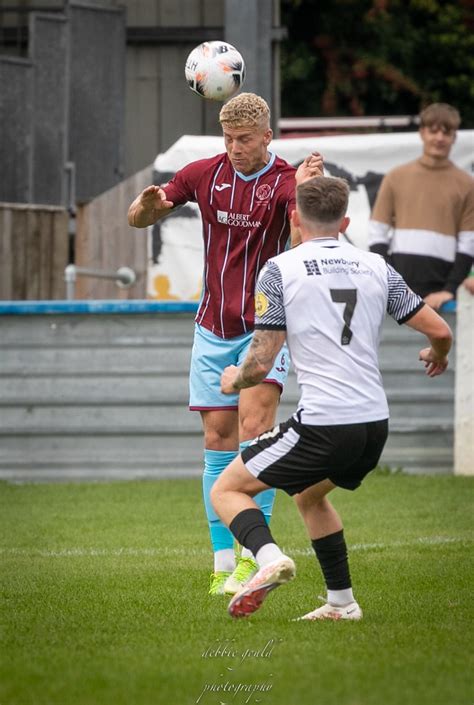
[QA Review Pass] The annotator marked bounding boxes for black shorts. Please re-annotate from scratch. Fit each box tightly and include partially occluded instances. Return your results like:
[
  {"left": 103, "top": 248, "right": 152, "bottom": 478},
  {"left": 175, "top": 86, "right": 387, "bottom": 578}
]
[{"left": 241, "top": 416, "right": 389, "bottom": 495}]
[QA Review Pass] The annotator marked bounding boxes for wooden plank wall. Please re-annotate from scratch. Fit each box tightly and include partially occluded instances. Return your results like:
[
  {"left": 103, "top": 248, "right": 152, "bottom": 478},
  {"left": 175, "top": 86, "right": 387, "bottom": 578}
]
[
  {"left": 74, "top": 164, "right": 153, "bottom": 299},
  {"left": 124, "top": 0, "right": 224, "bottom": 176},
  {"left": 0, "top": 203, "right": 69, "bottom": 300}
]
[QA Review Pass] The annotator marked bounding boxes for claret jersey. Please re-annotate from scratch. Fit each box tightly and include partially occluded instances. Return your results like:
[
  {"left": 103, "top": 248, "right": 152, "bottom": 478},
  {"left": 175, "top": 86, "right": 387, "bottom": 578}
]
[
  {"left": 254, "top": 237, "right": 425, "bottom": 425},
  {"left": 162, "top": 152, "right": 296, "bottom": 339}
]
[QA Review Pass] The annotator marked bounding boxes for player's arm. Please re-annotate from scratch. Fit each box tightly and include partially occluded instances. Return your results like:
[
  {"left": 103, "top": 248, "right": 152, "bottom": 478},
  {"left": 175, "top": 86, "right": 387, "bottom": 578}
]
[
  {"left": 128, "top": 185, "right": 174, "bottom": 228},
  {"left": 386, "top": 263, "right": 452, "bottom": 377},
  {"left": 405, "top": 305, "right": 452, "bottom": 377},
  {"left": 221, "top": 329, "right": 286, "bottom": 392}
]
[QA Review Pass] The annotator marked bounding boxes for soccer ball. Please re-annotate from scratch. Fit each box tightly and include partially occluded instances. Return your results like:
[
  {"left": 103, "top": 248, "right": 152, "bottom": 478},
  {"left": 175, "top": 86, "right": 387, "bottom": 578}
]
[{"left": 185, "top": 41, "right": 245, "bottom": 101}]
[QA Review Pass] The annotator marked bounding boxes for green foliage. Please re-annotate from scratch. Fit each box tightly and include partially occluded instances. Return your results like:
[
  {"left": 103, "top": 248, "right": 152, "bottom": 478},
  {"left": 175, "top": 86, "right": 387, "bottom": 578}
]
[
  {"left": 1, "top": 475, "right": 473, "bottom": 704},
  {"left": 281, "top": 0, "right": 474, "bottom": 126}
]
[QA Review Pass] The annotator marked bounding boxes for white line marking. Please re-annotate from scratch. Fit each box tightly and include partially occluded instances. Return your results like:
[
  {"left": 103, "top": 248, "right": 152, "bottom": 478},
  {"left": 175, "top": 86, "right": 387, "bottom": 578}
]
[
  {"left": 0, "top": 536, "right": 469, "bottom": 558},
  {"left": 285, "top": 535, "right": 469, "bottom": 556}
]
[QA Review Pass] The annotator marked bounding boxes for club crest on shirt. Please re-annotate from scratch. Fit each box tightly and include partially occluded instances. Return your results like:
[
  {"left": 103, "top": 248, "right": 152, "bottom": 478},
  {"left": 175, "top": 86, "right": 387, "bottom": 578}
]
[
  {"left": 255, "top": 292, "right": 269, "bottom": 317},
  {"left": 256, "top": 184, "right": 272, "bottom": 201}
]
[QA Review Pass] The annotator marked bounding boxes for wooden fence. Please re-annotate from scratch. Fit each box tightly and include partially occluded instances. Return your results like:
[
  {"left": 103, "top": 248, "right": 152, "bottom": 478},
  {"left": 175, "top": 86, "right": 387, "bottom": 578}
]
[
  {"left": 0, "top": 164, "right": 152, "bottom": 302},
  {"left": 74, "top": 164, "right": 152, "bottom": 299},
  {"left": 0, "top": 203, "right": 69, "bottom": 300}
]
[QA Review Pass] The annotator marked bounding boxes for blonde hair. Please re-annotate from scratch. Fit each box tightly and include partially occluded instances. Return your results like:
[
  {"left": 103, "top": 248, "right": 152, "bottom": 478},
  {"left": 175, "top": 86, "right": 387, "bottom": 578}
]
[
  {"left": 219, "top": 92, "right": 270, "bottom": 130},
  {"left": 297, "top": 177, "right": 349, "bottom": 225},
  {"left": 419, "top": 103, "right": 460, "bottom": 132}
]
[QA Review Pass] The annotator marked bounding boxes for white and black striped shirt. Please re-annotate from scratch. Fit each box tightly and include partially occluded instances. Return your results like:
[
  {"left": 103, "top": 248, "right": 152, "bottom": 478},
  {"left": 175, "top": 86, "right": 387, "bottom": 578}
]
[{"left": 255, "top": 238, "right": 424, "bottom": 425}]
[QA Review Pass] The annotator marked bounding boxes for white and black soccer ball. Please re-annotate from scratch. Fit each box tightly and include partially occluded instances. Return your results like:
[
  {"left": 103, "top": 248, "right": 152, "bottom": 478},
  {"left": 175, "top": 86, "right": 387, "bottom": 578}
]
[{"left": 185, "top": 41, "right": 245, "bottom": 101}]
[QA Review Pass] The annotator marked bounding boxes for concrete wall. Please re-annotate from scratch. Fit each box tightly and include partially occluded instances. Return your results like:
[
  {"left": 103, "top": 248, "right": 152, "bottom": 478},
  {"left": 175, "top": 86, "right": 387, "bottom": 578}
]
[
  {"left": 454, "top": 286, "right": 474, "bottom": 475},
  {"left": 0, "top": 304, "right": 457, "bottom": 482}
]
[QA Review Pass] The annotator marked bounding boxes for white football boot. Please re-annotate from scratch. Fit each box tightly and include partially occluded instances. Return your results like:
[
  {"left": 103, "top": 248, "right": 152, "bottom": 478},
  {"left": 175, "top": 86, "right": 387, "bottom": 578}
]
[
  {"left": 228, "top": 556, "right": 296, "bottom": 618},
  {"left": 296, "top": 597, "right": 362, "bottom": 621}
]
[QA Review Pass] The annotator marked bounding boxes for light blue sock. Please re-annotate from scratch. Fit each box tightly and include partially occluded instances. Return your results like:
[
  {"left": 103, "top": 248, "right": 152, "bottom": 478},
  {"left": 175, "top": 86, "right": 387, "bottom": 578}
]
[
  {"left": 239, "top": 440, "right": 276, "bottom": 521},
  {"left": 202, "top": 449, "right": 238, "bottom": 553}
]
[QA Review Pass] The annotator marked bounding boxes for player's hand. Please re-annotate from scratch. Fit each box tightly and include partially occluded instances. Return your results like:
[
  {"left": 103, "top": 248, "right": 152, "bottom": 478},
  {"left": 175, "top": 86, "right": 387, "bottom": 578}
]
[
  {"left": 221, "top": 365, "right": 240, "bottom": 394},
  {"left": 423, "top": 290, "right": 453, "bottom": 310},
  {"left": 128, "top": 185, "right": 174, "bottom": 227},
  {"left": 140, "top": 185, "right": 174, "bottom": 211},
  {"left": 295, "top": 152, "right": 324, "bottom": 185},
  {"left": 307, "top": 151, "right": 324, "bottom": 174},
  {"left": 419, "top": 347, "right": 449, "bottom": 377}
]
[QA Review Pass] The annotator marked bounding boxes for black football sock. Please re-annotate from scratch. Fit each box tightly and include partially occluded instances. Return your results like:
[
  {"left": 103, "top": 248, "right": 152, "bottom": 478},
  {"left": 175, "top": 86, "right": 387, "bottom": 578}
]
[
  {"left": 311, "top": 529, "right": 351, "bottom": 590},
  {"left": 230, "top": 508, "right": 276, "bottom": 557}
]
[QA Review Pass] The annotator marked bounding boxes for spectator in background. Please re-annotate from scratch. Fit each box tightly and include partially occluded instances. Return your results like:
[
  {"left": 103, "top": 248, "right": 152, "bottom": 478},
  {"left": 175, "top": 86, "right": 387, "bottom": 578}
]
[{"left": 368, "top": 103, "right": 474, "bottom": 310}]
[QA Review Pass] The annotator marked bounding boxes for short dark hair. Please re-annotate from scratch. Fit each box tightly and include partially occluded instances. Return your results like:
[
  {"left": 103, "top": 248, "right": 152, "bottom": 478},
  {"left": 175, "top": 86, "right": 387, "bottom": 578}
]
[
  {"left": 296, "top": 177, "right": 349, "bottom": 225},
  {"left": 419, "top": 103, "right": 460, "bottom": 132}
]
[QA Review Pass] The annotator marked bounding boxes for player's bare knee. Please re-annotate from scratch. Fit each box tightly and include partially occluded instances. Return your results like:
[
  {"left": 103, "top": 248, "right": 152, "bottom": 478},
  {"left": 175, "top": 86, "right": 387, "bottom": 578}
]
[
  {"left": 203, "top": 427, "right": 238, "bottom": 450},
  {"left": 294, "top": 492, "right": 313, "bottom": 514},
  {"left": 204, "top": 429, "right": 223, "bottom": 448},
  {"left": 239, "top": 412, "right": 273, "bottom": 441},
  {"left": 295, "top": 489, "right": 330, "bottom": 514}
]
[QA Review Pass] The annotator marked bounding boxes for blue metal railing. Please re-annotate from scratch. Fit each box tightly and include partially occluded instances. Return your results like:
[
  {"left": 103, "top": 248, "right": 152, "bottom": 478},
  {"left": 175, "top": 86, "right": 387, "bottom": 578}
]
[
  {"left": 0, "top": 300, "right": 200, "bottom": 315},
  {"left": 0, "top": 299, "right": 457, "bottom": 315}
]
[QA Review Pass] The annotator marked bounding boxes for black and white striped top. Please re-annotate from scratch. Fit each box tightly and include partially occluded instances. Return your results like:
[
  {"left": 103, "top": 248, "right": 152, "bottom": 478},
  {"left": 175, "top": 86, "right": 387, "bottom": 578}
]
[{"left": 254, "top": 237, "right": 424, "bottom": 425}]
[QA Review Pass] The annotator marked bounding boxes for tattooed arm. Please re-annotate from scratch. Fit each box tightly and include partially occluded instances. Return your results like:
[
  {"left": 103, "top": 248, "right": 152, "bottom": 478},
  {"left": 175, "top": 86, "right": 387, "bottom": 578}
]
[{"left": 220, "top": 329, "right": 287, "bottom": 393}]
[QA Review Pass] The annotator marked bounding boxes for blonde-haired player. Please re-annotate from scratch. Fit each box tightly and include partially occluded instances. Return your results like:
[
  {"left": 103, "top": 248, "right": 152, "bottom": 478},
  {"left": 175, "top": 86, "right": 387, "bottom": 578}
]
[{"left": 128, "top": 93, "right": 322, "bottom": 595}]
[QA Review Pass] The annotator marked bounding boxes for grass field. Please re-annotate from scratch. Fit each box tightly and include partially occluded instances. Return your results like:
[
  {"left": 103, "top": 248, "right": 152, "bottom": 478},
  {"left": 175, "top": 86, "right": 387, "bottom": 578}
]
[{"left": 0, "top": 472, "right": 473, "bottom": 705}]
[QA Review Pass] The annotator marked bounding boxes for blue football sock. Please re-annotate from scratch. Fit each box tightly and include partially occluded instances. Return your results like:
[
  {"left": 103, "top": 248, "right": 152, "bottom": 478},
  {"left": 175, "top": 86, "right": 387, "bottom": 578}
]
[
  {"left": 202, "top": 449, "right": 238, "bottom": 553},
  {"left": 240, "top": 440, "right": 276, "bottom": 522}
]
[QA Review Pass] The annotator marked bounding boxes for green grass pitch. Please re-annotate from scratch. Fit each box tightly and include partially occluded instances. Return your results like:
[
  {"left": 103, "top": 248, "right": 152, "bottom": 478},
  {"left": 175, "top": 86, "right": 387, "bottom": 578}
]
[{"left": 0, "top": 473, "right": 472, "bottom": 705}]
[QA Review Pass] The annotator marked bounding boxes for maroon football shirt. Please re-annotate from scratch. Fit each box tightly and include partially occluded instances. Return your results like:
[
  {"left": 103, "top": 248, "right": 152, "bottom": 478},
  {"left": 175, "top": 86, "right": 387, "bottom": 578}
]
[{"left": 162, "top": 152, "right": 296, "bottom": 339}]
